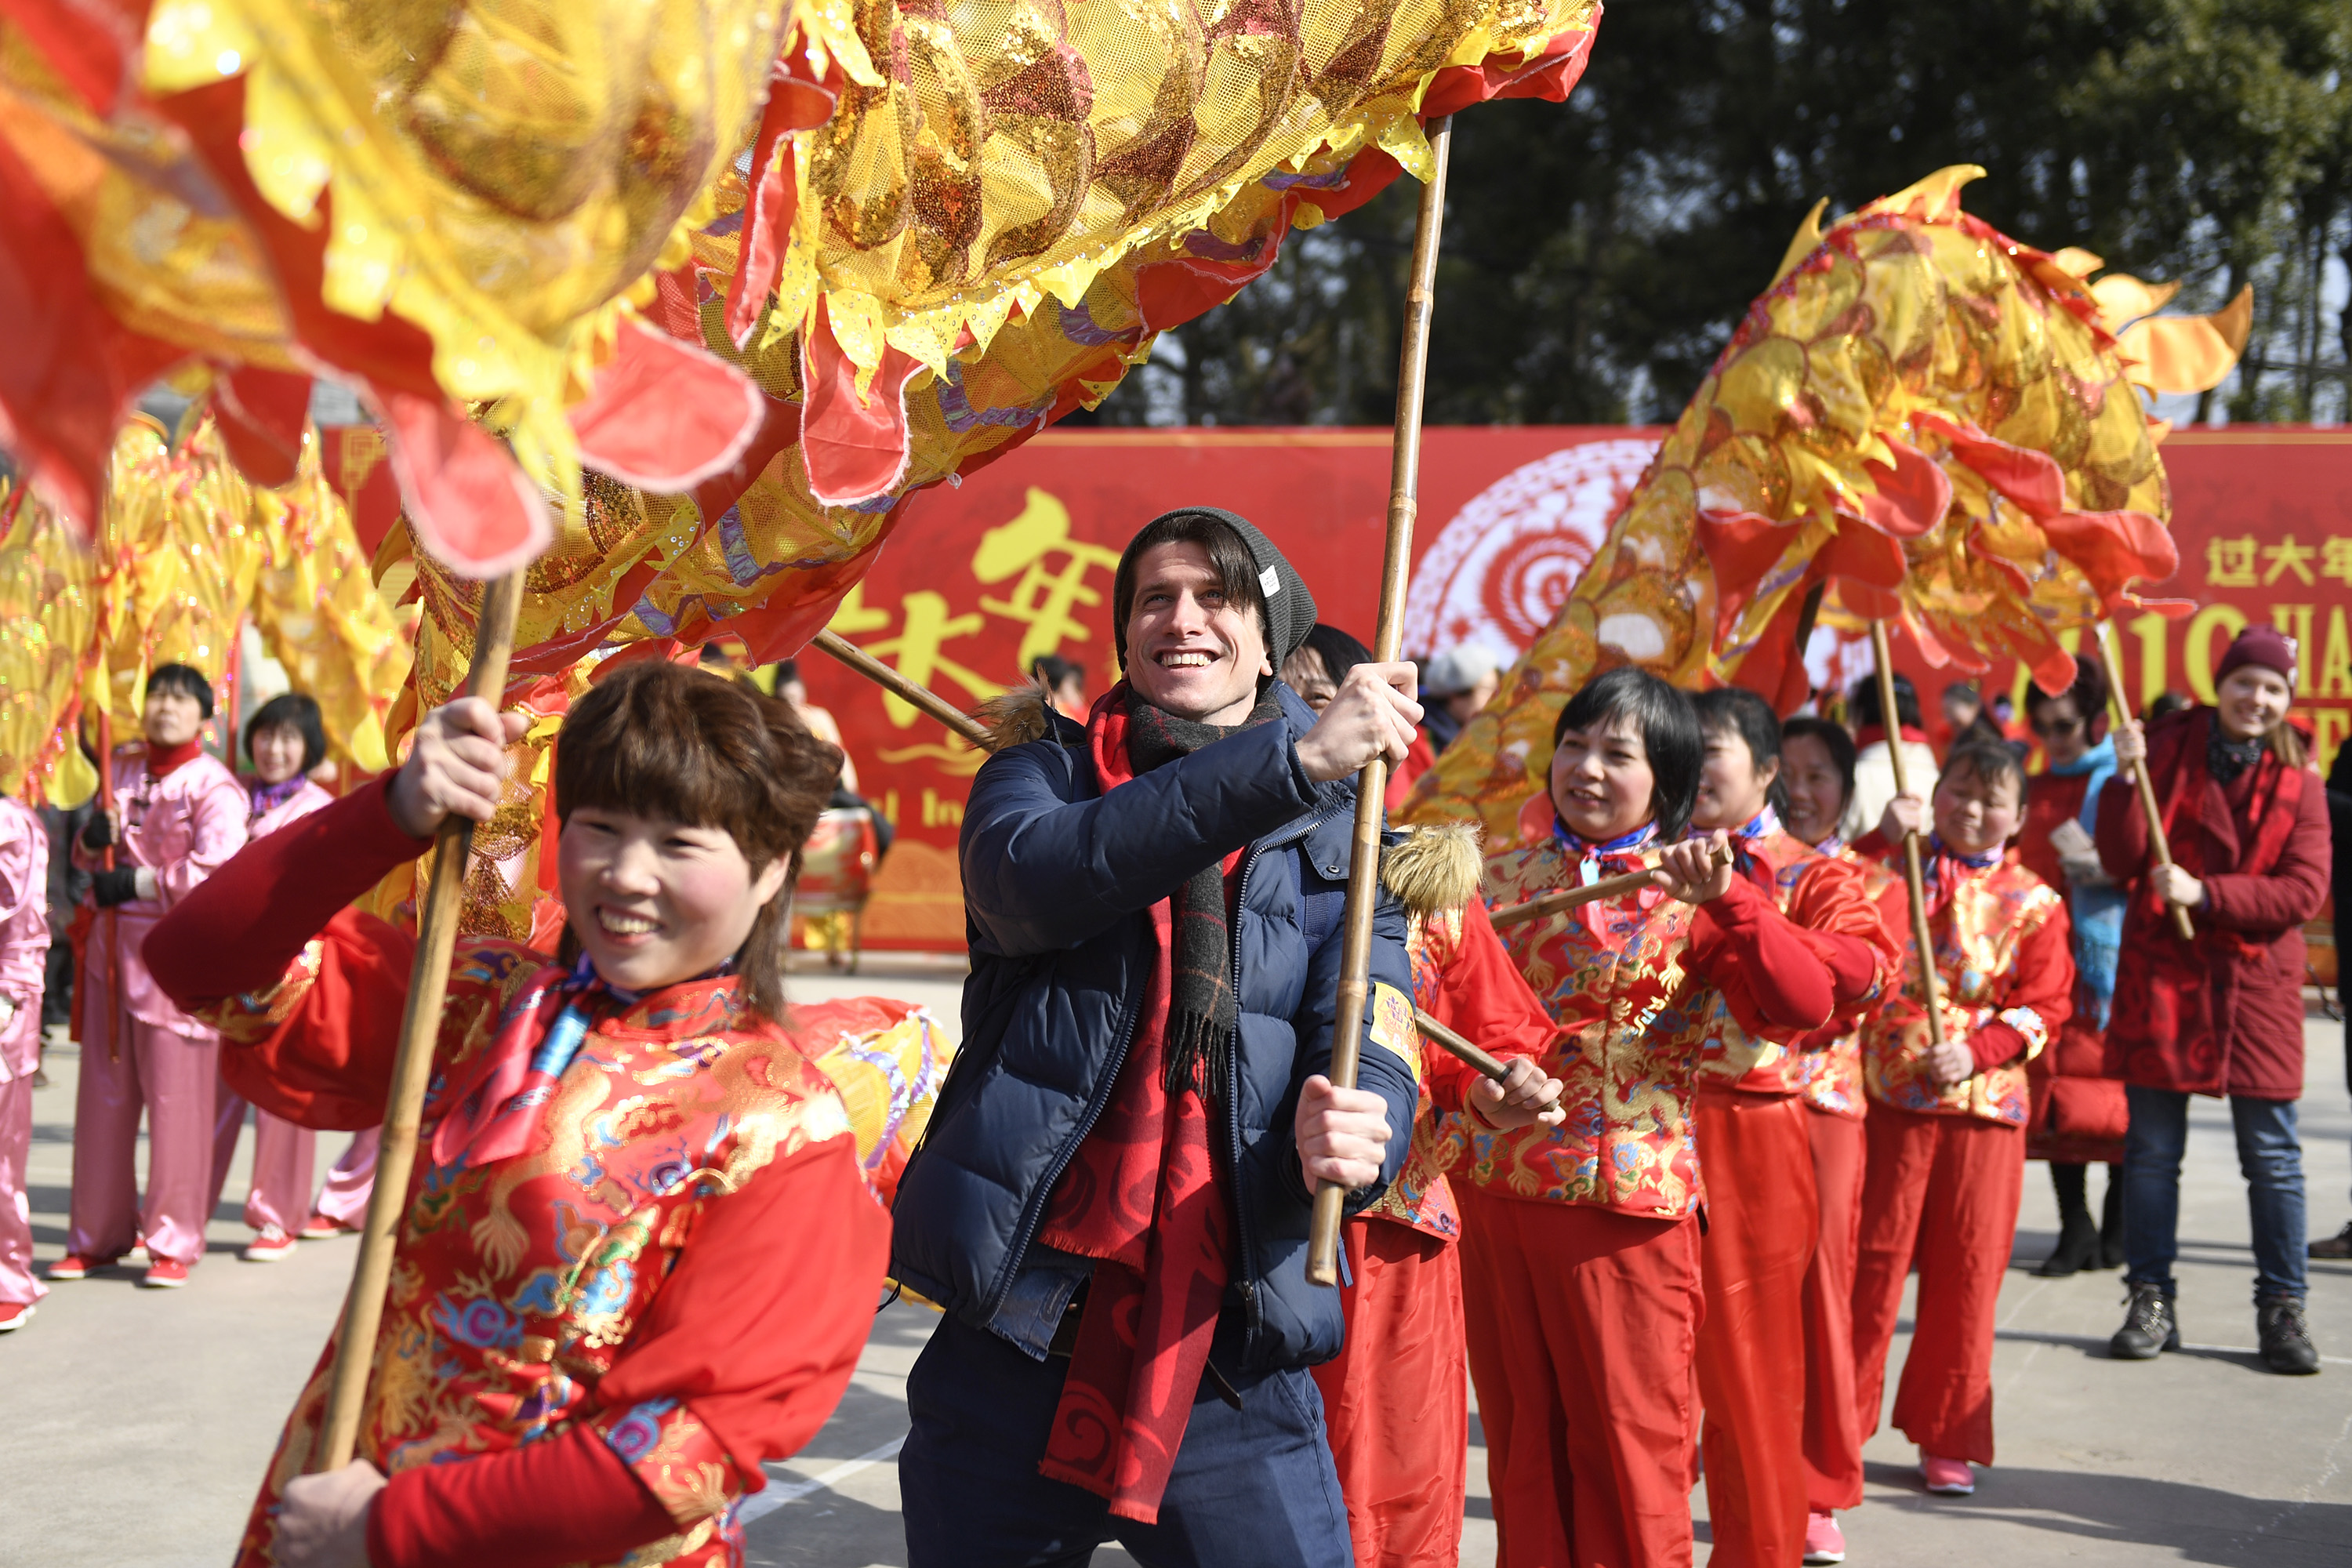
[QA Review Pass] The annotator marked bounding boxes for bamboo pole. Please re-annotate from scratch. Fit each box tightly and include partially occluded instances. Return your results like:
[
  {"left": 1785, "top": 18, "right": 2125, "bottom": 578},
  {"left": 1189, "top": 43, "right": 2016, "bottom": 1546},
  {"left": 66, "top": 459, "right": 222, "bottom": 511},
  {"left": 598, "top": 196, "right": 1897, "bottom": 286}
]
[
  {"left": 1306, "top": 116, "right": 1453, "bottom": 1288},
  {"left": 2093, "top": 623, "right": 2195, "bottom": 942},
  {"left": 314, "top": 572, "right": 525, "bottom": 1472},
  {"left": 812, "top": 629, "right": 992, "bottom": 750},
  {"left": 1412, "top": 1007, "right": 1561, "bottom": 1119},
  {"left": 1870, "top": 622, "right": 1946, "bottom": 1053},
  {"left": 1487, "top": 840, "right": 1735, "bottom": 931}
]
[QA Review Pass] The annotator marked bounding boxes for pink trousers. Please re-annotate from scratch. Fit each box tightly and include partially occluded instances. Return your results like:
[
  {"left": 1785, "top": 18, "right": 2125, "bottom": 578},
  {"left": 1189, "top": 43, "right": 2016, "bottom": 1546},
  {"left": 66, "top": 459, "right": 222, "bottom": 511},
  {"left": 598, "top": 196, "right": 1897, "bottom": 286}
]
[
  {"left": 1, "top": 1062, "right": 43, "bottom": 1308},
  {"left": 209, "top": 1078, "right": 317, "bottom": 1239},
  {"left": 312, "top": 1127, "right": 379, "bottom": 1227},
  {"left": 67, "top": 1007, "right": 220, "bottom": 1267}
]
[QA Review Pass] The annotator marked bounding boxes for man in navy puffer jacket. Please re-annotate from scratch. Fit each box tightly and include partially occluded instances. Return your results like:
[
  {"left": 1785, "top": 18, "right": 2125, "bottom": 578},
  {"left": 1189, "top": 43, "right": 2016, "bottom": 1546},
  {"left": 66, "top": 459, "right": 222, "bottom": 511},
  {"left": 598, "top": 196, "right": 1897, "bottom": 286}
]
[{"left": 893, "top": 508, "right": 1425, "bottom": 1568}]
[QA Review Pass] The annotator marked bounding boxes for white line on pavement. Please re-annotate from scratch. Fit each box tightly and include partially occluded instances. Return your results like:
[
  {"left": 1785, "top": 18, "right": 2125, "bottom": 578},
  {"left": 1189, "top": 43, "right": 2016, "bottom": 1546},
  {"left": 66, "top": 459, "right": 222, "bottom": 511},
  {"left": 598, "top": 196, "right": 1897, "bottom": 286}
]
[{"left": 739, "top": 1436, "right": 909, "bottom": 1526}]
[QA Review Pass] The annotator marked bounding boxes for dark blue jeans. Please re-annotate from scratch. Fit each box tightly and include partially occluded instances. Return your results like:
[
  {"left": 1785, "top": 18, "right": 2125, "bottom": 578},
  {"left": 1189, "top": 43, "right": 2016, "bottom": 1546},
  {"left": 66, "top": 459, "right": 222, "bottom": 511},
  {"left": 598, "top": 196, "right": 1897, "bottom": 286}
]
[
  {"left": 2123, "top": 1084, "right": 2307, "bottom": 1304},
  {"left": 900, "top": 1313, "right": 1353, "bottom": 1568}
]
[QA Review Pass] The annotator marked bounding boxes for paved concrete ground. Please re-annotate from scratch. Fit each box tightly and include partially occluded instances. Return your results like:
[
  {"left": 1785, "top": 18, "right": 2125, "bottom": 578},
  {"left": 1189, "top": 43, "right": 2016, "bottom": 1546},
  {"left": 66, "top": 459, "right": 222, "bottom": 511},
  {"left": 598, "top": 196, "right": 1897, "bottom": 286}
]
[{"left": 5, "top": 959, "right": 2348, "bottom": 1566}]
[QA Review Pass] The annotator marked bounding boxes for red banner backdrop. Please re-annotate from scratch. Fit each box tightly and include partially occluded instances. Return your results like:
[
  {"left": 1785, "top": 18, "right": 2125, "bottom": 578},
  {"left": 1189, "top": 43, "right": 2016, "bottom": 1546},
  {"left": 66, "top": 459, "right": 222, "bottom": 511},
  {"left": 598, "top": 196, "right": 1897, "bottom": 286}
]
[{"left": 779, "top": 426, "right": 2348, "bottom": 948}]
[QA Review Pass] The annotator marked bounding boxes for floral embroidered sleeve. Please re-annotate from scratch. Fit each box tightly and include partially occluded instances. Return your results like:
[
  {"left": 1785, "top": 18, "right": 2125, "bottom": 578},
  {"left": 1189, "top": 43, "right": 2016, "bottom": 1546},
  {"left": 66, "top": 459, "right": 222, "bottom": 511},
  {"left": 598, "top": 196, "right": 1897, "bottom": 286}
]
[
  {"left": 367, "top": 1134, "right": 891, "bottom": 1567},
  {"left": 1784, "top": 853, "right": 1901, "bottom": 1029}
]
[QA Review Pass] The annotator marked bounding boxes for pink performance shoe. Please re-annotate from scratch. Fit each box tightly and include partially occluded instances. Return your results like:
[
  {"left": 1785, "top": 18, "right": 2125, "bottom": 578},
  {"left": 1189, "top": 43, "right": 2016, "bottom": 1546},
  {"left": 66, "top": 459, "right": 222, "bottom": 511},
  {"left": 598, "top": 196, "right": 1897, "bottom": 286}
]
[
  {"left": 1921, "top": 1454, "right": 1975, "bottom": 1495},
  {"left": 1803, "top": 1510, "right": 1846, "bottom": 1563}
]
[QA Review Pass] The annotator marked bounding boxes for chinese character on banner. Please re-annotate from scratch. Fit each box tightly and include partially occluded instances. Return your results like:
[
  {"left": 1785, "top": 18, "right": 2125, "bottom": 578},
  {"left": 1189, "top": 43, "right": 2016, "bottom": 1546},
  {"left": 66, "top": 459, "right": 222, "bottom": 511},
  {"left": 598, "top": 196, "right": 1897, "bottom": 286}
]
[
  {"left": 2205, "top": 535, "right": 2258, "bottom": 587},
  {"left": 2319, "top": 535, "right": 2352, "bottom": 587},
  {"left": 827, "top": 584, "right": 1004, "bottom": 728},
  {"left": 2261, "top": 534, "right": 2317, "bottom": 586},
  {"left": 971, "top": 488, "right": 1126, "bottom": 672}
]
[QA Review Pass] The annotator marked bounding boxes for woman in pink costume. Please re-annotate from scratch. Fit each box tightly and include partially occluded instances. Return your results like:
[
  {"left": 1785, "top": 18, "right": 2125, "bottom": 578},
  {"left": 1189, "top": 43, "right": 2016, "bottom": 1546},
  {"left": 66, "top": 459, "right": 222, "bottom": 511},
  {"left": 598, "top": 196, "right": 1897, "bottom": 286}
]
[
  {"left": 208, "top": 694, "right": 338, "bottom": 1261},
  {"left": 51, "top": 664, "right": 249, "bottom": 1289},
  {"left": 0, "top": 786, "right": 49, "bottom": 1330}
]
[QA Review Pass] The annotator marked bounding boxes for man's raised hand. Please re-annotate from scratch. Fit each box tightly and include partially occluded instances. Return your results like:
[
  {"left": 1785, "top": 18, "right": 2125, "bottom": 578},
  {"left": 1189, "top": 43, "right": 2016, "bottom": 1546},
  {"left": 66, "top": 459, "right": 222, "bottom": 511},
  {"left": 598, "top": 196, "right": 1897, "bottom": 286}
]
[{"left": 1294, "top": 662, "right": 1423, "bottom": 784}]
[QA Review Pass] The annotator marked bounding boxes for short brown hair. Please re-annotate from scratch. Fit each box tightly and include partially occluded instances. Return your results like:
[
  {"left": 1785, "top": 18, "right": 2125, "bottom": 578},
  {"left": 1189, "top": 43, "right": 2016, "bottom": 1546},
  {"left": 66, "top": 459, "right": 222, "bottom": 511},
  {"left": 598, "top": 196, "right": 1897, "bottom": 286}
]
[
  {"left": 1111, "top": 512, "right": 1268, "bottom": 669},
  {"left": 553, "top": 659, "right": 842, "bottom": 1022},
  {"left": 1938, "top": 739, "right": 2026, "bottom": 805}
]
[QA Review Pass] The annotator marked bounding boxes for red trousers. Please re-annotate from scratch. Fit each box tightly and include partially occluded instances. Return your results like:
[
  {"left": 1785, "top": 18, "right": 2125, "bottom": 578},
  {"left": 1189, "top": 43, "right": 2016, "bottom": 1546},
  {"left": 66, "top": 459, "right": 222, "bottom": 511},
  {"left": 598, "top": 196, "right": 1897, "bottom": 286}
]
[
  {"left": 1693, "top": 1091, "right": 1817, "bottom": 1568},
  {"left": 1850, "top": 1105, "right": 2024, "bottom": 1465},
  {"left": 1801, "top": 1110, "right": 1867, "bottom": 1512},
  {"left": 1312, "top": 1218, "right": 1467, "bottom": 1568},
  {"left": 1457, "top": 1185, "right": 1702, "bottom": 1568}
]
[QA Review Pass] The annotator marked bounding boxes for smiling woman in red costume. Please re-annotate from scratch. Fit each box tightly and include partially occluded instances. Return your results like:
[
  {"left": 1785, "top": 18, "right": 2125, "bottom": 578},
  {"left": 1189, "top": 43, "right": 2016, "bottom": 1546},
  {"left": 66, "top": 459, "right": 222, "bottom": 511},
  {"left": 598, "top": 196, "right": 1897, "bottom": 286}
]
[
  {"left": 143, "top": 660, "right": 891, "bottom": 1568},
  {"left": 1464, "top": 667, "right": 1843, "bottom": 1568}
]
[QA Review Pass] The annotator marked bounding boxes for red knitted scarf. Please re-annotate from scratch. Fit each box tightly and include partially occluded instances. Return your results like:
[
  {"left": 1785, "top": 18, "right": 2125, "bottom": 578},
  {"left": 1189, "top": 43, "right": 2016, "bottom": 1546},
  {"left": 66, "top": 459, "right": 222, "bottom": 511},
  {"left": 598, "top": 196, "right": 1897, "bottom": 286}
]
[{"left": 1033, "top": 688, "right": 1236, "bottom": 1524}]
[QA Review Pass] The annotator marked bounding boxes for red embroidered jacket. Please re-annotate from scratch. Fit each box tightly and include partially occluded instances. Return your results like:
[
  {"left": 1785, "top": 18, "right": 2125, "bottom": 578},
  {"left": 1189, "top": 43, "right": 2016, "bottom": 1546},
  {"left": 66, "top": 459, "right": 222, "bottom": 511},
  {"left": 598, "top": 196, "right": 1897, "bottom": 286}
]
[
  {"left": 1693, "top": 826, "right": 1897, "bottom": 1098},
  {"left": 1368, "top": 896, "right": 1560, "bottom": 1241},
  {"left": 1854, "top": 834, "right": 2075, "bottom": 1127},
  {"left": 1462, "top": 797, "right": 1842, "bottom": 1219},
  {"left": 1788, "top": 844, "right": 1901, "bottom": 1120},
  {"left": 143, "top": 782, "right": 891, "bottom": 1568}
]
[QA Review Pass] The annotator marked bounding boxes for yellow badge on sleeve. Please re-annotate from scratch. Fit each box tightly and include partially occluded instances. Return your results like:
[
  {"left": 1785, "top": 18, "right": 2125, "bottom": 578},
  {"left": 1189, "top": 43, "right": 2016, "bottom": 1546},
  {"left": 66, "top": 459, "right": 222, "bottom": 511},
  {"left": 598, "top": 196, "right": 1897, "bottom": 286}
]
[{"left": 1367, "top": 983, "right": 1423, "bottom": 1086}]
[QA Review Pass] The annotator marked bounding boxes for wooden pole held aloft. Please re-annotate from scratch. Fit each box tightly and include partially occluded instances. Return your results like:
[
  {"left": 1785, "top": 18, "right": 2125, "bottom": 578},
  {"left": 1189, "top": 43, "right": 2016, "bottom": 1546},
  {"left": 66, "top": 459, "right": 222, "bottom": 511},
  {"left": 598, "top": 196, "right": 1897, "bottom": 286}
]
[
  {"left": 1307, "top": 116, "right": 1453, "bottom": 1288},
  {"left": 812, "top": 629, "right": 993, "bottom": 750},
  {"left": 1870, "top": 622, "right": 1947, "bottom": 1052},
  {"left": 313, "top": 572, "right": 525, "bottom": 1472},
  {"left": 2092, "top": 624, "right": 2196, "bottom": 942}
]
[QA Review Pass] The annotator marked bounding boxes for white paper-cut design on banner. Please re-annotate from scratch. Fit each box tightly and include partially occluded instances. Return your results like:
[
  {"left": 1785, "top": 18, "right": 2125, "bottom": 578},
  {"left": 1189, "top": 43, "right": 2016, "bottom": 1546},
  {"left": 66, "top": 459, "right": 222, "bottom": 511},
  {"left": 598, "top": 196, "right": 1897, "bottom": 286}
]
[{"left": 1403, "top": 437, "right": 1660, "bottom": 666}]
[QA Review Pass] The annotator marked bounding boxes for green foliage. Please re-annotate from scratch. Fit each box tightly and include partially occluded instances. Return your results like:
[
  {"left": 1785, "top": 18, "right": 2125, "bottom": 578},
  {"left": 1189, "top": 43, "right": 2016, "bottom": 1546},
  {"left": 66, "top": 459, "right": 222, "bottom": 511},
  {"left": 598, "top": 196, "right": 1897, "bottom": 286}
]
[{"left": 1076, "top": 0, "right": 2351, "bottom": 428}]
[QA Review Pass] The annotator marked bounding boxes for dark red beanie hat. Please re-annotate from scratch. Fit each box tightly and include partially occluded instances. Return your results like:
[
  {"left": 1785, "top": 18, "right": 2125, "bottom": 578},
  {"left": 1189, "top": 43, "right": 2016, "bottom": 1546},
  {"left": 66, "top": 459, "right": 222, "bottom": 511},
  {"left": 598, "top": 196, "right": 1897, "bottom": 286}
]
[{"left": 2213, "top": 624, "right": 2297, "bottom": 686}]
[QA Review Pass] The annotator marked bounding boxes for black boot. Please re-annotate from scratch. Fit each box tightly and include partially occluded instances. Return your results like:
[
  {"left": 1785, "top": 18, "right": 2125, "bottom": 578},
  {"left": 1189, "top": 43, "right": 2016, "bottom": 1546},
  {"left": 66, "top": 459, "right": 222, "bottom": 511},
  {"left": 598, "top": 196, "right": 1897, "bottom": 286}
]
[
  {"left": 2098, "top": 1167, "right": 2126, "bottom": 1269},
  {"left": 2035, "top": 1163, "right": 2099, "bottom": 1276},
  {"left": 2110, "top": 1282, "right": 2178, "bottom": 1359},
  {"left": 2257, "top": 1297, "right": 2321, "bottom": 1375}
]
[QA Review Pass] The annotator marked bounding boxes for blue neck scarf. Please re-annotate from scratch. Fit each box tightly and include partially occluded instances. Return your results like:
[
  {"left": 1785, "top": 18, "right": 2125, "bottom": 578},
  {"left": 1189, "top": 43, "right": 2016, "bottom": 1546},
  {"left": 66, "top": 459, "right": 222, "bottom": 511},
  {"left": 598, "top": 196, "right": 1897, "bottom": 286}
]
[{"left": 1553, "top": 818, "right": 1658, "bottom": 886}]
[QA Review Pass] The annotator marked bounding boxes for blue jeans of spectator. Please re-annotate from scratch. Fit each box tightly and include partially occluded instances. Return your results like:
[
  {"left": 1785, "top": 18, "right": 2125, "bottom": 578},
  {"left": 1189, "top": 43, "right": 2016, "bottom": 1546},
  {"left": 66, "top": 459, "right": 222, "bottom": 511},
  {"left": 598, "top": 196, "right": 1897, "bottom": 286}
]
[{"left": 2123, "top": 1084, "right": 2307, "bottom": 1304}]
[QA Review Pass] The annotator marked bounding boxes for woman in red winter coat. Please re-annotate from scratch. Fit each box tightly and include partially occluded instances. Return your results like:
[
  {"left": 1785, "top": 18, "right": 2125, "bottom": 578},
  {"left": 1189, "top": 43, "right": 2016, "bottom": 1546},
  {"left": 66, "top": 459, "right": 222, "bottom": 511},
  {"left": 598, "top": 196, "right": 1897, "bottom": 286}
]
[{"left": 2097, "top": 625, "right": 2332, "bottom": 1375}]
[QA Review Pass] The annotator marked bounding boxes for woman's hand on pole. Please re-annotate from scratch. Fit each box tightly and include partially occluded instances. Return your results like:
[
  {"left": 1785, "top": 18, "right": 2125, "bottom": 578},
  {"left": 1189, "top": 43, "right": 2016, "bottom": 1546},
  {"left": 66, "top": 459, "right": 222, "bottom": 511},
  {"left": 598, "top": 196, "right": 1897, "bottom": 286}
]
[
  {"left": 1294, "top": 662, "right": 1422, "bottom": 783},
  {"left": 1468, "top": 1056, "right": 1567, "bottom": 1130},
  {"left": 2151, "top": 863, "right": 2206, "bottom": 909},
  {"left": 1878, "top": 793, "right": 1929, "bottom": 844},
  {"left": 1653, "top": 833, "right": 1734, "bottom": 904},
  {"left": 1926, "top": 1037, "right": 1975, "bottom": 1088},
  {"left": 386, "top": 699, "right": 532, "bottom": 839},
  {"left": 1294, "top": 1073, "right": 1392, "bottom": 1190},
  {"left": 2111, "top": 717, "right": 2147, "bottom": 768},
  {"left": 275, "top": 1460, "right": 387, "bottom": 1568}
]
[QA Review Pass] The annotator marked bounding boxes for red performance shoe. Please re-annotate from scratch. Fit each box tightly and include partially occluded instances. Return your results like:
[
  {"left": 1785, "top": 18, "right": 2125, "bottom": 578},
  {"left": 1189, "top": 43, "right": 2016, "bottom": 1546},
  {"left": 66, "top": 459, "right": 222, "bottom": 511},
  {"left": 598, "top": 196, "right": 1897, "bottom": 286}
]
[
  {"left": 45, "top": 1254, "right": 110, "bottom": 1281},
  {"left": 140, "top": 1258, "right": 191, "bottom": 1289},
  {"left": 1803, "top": 1510, "right": 1846, "bottom": 1564},
  {"left": 243, "top": 1231, "right": 299, "bottom": 1263},
  {"left": 1921, "top": 1454, "right": 1975, "bottom": 1495},
  {"left": 299, "top": 1212, "right": 356, "bottom": 1240},
  {"left": 0, "top": 1302, "right": 33, "bottom": 1332}
]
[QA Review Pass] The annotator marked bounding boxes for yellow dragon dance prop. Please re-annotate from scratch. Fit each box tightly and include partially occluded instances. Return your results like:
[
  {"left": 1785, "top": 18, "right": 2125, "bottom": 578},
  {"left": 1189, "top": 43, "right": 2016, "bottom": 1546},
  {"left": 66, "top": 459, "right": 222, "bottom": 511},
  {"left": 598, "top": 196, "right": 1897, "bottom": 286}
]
[
  {"left": 1401, "top": 165, "right": 2250, "bottom": 844},
  {"left": 0, "top": 0, "right": 1599, "bottom": 571},
  {"left": 0, "top": 415, "right": 408, "bottom": 806},
  {"left": 4, "top": 0, "right": 1603, "bottom": 927}
]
